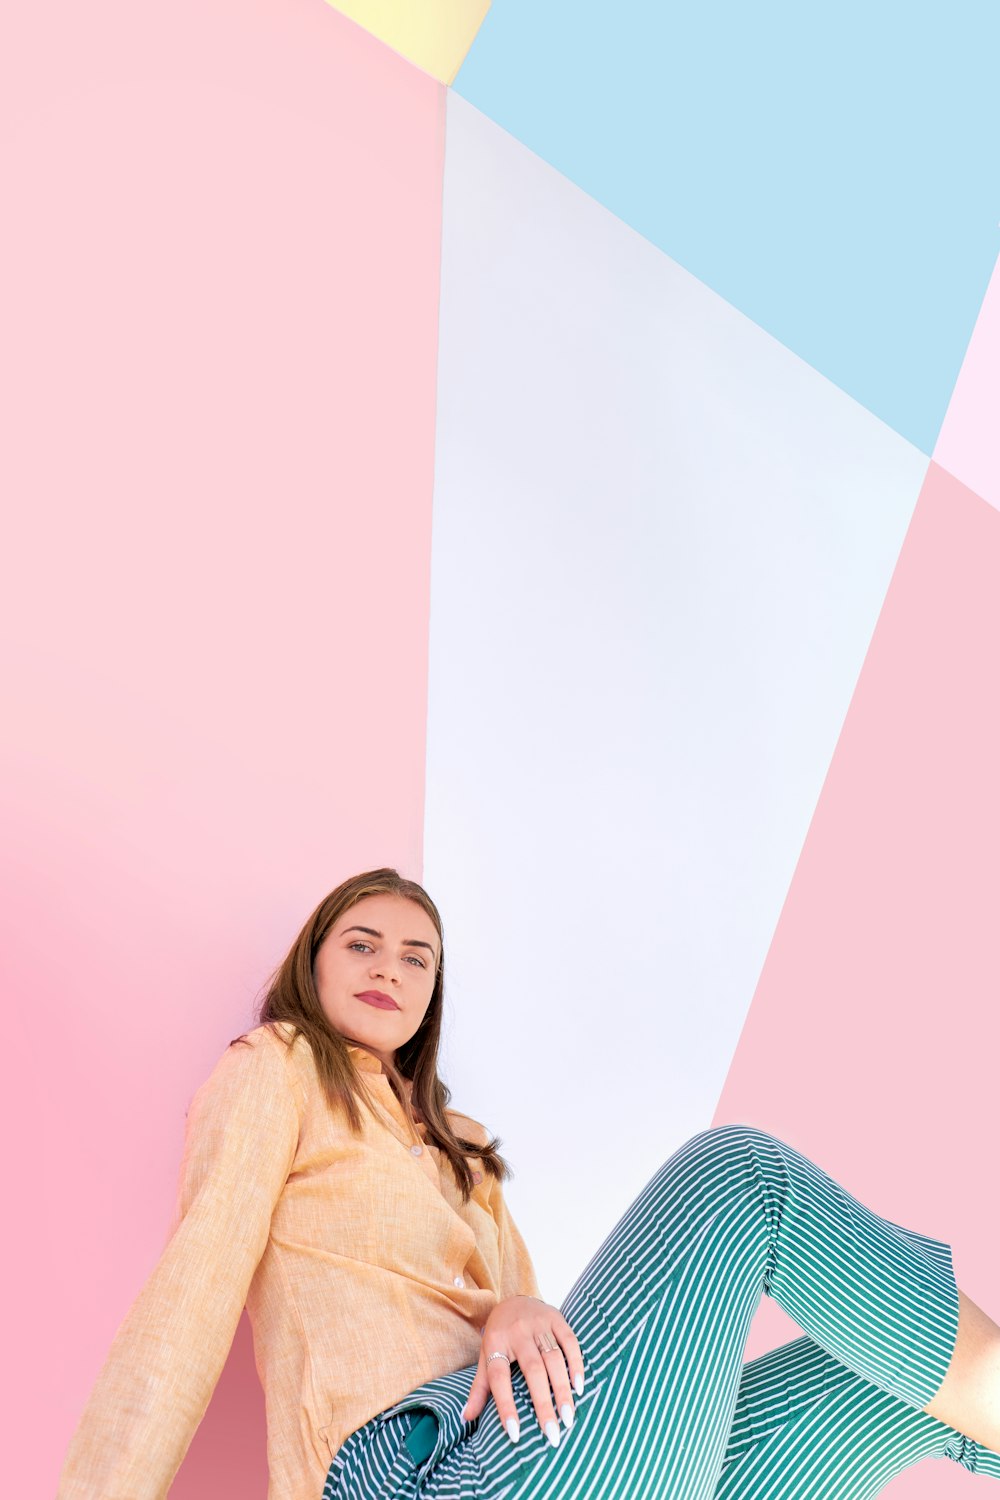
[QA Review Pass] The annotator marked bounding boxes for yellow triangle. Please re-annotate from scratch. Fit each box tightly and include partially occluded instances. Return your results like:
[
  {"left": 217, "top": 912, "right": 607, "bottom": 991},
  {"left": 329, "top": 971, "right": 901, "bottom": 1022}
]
[{"left": 324, "top": 0, "right": 491, "bottom": 85}]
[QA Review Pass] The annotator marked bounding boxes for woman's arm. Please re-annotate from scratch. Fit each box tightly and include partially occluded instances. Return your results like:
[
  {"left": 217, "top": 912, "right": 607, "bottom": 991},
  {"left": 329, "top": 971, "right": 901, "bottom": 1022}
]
[{"left": 57, "top": 1032, "right": 300, "bottom": 1500}]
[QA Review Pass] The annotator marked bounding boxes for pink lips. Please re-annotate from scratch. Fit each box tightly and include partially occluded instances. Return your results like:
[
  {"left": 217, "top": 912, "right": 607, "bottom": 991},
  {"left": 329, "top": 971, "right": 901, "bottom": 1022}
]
[{"left": 355, "top": 991, "right": 400, "bottom": 1011}]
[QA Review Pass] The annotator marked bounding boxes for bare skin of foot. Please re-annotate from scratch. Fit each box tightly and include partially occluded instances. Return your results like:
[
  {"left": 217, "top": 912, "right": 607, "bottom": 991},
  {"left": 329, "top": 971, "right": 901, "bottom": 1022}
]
[{"left": 923, "top": 1289, "right": 1000, "bottom": 1452}]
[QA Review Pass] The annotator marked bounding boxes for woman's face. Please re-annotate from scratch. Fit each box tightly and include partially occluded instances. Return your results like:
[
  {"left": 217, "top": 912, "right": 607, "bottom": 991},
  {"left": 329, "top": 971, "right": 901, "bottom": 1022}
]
[{"left": 313, "top": 892, "right": 440, "bottom": 1071}]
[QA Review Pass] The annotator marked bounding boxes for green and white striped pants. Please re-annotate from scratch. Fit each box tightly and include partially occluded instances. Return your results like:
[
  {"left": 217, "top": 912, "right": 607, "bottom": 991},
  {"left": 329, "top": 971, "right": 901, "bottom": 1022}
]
[{"left": 323, "top": 1124, "right": 1000, "bottom": 1500}]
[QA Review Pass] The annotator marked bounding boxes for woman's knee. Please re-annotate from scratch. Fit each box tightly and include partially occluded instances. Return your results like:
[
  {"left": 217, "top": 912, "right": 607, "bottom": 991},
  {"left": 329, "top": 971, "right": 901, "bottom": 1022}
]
[{"left": 683, "top": 1121, "right": 777, "bottom": 1158}]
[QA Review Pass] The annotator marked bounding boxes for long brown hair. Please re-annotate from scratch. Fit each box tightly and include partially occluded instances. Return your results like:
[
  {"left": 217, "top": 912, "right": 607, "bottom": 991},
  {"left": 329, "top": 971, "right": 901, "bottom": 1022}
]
[{"left": 231, "top": 867, "right": 511, "bottom": 1204}]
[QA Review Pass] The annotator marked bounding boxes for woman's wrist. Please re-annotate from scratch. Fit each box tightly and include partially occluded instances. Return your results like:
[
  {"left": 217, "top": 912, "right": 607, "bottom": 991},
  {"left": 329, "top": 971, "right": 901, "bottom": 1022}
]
[{"left": 481, "top": 1295, "right": 546, "bottom": 1333}]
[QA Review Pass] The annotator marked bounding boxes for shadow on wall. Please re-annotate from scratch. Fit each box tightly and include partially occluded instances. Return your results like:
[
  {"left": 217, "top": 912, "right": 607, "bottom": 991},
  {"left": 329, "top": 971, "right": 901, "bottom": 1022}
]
[{"left": 170, "top": 1314, "right": 264, "bottom": 1496}]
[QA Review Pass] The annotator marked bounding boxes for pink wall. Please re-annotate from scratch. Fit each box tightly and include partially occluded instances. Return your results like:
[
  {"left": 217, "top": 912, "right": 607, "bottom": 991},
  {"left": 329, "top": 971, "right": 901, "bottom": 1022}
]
[
  {"left": 716, "top": 463, "right": 1000, "bottom": 1497},
  {"left": 1, "top": 3, "right": 444, "bottom": 1495},
  {"left": 935, "top": 250, "right": 1000, "bottom": 515}
]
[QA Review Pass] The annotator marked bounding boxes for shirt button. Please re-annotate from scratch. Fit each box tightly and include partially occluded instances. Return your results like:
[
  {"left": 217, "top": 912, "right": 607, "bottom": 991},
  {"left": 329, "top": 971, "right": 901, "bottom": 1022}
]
[
  {"left": 410, "top": 1144, "right": 423, "bottom": 1155},
  {"left": 453, "top": 1275, "right": 465, "bottom": 1288}
]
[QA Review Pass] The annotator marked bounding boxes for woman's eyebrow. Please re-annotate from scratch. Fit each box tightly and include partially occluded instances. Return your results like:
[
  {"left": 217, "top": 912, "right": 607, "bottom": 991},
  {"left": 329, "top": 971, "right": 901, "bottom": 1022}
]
[{"left": 341, "top": 924, "right": 436, "bottom": 957}]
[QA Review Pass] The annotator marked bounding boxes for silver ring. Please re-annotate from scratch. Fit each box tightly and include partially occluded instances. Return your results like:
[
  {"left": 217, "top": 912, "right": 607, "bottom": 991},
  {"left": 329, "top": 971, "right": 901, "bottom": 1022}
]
[{"left": 486, "top": 1351, "right": 511, "bottom": 1368}]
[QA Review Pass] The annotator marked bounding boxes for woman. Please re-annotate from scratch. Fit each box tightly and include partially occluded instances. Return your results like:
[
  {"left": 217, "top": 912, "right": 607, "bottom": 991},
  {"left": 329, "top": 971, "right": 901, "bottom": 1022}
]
[{"left": 58, "top": 867, "right": 1000, "bottom": 1500}]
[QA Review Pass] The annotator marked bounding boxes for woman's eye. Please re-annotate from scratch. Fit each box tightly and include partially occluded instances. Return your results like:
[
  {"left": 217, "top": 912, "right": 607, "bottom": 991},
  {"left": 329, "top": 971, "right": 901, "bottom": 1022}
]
[{"left": 348, "top": 940, "right": 425, "bottom": 969}]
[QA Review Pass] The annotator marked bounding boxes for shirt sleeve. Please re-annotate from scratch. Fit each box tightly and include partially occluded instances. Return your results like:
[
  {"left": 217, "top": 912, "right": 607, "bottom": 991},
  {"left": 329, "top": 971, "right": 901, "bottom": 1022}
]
[
  {"left": 57, "top": 1031, "right": 300, "bottom": 1500},
  {"left": 493, "top": 1174, "right": 543, "bottom": 1303}
]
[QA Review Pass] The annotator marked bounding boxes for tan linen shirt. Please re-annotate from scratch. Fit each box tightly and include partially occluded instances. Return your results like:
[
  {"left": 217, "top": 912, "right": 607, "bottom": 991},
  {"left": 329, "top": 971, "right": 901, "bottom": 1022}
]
[{"left": 57, "top": 1020, "right": 542, "bottom": 1500}]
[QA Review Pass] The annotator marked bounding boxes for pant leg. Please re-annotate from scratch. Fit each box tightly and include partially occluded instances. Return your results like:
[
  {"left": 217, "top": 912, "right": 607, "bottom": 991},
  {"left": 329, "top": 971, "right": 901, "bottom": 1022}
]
[
  {"left": 484, "top": 1124, "right": 983, "bottom": 1500},
  {"left": 716, "top": 1333, "right": 1000, "bottom": 1500}
]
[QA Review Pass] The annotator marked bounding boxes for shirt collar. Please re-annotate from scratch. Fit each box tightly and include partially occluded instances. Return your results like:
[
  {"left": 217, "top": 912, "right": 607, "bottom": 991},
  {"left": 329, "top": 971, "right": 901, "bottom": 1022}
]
[{"left": 347, "top": 1043, "right": 386, "bottom": 1075}]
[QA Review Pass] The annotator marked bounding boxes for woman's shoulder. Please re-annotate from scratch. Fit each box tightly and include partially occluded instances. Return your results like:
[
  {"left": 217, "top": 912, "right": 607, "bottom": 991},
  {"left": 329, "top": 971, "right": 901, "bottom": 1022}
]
[
  {"left": 444, "top": 1107, "right": 492, "bottom": 1151},
  {"left": 229, "top": 1019, "right": 305, "bottom": 1055},
  {"left": 207, "top": 1021, "right": 308, "bottom": 1105}
]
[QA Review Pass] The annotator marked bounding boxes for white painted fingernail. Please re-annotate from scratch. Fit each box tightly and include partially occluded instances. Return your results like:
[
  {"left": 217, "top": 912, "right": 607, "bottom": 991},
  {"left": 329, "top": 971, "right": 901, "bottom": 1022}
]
[
  {"left": 574, "top": 1373, "right": 584, "bottom": 1396},
  {"left": 560, "top": 1402, "right": 574, "bottom": 1429},
  {"left": 545, "top": 1419, "right": 560, "bottom": 1448},
  {"left": 506, "top": 1416, "right": 520, "bottom": 1443}
]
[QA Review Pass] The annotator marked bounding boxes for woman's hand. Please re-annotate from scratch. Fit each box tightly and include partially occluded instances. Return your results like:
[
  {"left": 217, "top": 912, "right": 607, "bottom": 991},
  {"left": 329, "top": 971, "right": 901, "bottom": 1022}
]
[{"left": 459, "top": 1295, "right": 585, "bottom": 1447}]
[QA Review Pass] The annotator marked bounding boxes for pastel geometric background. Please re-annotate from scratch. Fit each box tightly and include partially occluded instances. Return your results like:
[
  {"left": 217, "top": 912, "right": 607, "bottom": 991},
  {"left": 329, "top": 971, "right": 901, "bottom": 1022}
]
[{"left": 4, "top": 3, "right": 996, "bottom": 1497}]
